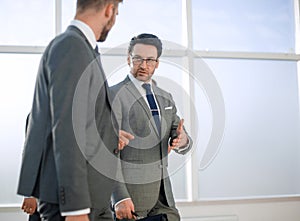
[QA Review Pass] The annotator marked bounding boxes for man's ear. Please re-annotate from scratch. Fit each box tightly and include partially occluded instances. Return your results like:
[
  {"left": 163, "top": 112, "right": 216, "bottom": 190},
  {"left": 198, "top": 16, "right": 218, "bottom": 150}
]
[
  {"left": 104, "top": 3, "right": 114, "bottom": 18},
  {"left": 127, "top": 55, "right": 131, "bottom": 66},
  {"left": 155, "top": 59, "right": 160, "bottom": 69}
]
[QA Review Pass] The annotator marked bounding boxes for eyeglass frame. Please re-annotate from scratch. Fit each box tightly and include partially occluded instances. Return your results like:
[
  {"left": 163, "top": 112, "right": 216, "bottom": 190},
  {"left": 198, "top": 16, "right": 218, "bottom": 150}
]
[{"left": 130, "top": 55, "right": 158, "bottom": 66}]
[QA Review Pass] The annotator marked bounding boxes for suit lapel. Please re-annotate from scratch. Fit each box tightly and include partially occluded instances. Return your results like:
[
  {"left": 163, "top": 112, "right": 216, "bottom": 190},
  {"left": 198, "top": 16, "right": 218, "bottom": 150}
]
[
  {"left": 153, "top": 86, "right": 167, "bottom": 138},
  {"left": 125, "top": 77, "right": 161, "bottom": 137},
  {"left": 94, "top": 56, "right": 111, "bottom": 101}
]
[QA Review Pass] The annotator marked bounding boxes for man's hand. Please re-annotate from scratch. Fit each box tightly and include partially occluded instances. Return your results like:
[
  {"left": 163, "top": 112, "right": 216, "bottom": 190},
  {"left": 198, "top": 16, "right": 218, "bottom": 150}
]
[
  {"left": 168, "top": 119, "right": 188, "bottom": 153},
  {"left": 21, "top": 197, "right": 37, "bottom": 215},
  {"left": 117, "top": 130, "right": 134, "bottom": 151},
  {"left": 115, "top": 198, "right": 136, "bottom": 220},
  {"left": 66, "top": 214, "right": 89, "bottom": 221}
]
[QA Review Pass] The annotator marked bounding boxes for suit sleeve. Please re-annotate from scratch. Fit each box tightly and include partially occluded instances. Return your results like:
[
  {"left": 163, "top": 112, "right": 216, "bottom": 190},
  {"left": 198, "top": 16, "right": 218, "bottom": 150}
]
[
  {"left": 47, "top": 37, "right": 93, "bottom": 212},
  {"left": 110, "top": 86, "right": 131, "bottom": 205},
  {"left": 111, "top": 160, "right": 131, "bottom": 206},
  {"left": 169, "top": 93, "right": 193, "bottom": 155}
]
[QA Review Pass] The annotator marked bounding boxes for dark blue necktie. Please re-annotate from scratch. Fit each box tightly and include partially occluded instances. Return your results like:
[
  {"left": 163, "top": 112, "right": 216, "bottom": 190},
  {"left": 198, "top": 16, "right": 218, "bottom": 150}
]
[
  {"left": 95, "top": 45, "right": 100, "bottom": 55},
  {"left": 142, "top": 83, "right": 161, "bottom": 135}
]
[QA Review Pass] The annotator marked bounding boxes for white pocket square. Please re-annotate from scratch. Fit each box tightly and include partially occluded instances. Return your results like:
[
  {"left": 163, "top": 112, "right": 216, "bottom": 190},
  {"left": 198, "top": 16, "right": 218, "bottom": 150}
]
[{"left": 165, "top": 106, "right": 173, "bottom": 110}]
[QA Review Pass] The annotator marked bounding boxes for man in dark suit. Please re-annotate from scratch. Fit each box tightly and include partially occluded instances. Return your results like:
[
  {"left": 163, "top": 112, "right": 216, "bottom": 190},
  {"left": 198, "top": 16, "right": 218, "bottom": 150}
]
[
  {"left": 17, "top": 1, "right": 133, "bottom": 221},
  {"left": 110, "top": 34, "right": 193, "bottom": 220}
]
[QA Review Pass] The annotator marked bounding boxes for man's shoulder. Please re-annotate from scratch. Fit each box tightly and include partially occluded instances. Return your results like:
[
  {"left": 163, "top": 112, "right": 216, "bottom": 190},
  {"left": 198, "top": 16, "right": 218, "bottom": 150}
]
[
  {"left": 110, "top": 77, "right": 130, "bottom": 92},
  {"left": 45, "top": 26, "right": 85, "bottom": 53},
  {"left": 44, "top": 26, "right": 91, "bottom": 65},
  {"left": 110, "top": 80, "right": 124, "bottom": 92},
  {"left": 54, "top": 28, "right": 85, "bottom": 47},
  {"left": 109, "top": 78, "right": 130, "bottom": 99}
]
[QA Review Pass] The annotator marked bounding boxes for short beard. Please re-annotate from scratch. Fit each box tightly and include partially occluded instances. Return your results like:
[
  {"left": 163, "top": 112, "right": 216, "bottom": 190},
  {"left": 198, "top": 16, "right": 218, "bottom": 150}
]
[
  {"left": 98, "top": 28, "right": 109, "bottom": 42},
  {"left": 97, "top": 9, "right": 116, "bottom": 42}
]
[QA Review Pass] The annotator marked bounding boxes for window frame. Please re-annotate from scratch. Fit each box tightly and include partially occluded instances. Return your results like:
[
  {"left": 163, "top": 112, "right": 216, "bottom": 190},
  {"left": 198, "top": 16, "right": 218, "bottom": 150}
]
[{"left": 0, "top": 0, "right": 299, "bottom": 204}]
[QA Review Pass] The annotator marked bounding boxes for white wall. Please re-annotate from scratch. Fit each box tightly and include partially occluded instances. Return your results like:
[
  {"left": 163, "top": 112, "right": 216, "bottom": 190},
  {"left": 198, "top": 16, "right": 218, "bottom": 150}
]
[{"left": 178, "top": 198, "right": 300, "bottom": 221}]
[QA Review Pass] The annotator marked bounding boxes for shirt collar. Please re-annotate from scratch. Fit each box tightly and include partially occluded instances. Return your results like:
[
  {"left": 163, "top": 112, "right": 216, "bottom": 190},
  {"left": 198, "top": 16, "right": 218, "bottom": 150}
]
[
  {"left": 70, "top": 20, "right": 98, "bottom": 51},
  {"left": 128, "top": 74, "right": 153, "bottom": 95}
]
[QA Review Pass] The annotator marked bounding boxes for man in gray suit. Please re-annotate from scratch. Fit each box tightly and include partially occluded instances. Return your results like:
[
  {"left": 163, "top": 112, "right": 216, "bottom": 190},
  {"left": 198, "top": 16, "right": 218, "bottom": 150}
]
[
  {"left": 110, "top": 34, "right": 193, "bottom": 220},
  {"left": 17, "top": 1, "right": 133, "bottom": 221}
]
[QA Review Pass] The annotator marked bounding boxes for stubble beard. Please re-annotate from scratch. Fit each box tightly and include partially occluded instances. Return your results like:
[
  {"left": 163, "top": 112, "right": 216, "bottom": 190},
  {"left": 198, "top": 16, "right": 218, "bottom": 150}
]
[
  {"left": 133, "top": 69, "right": 155, "bottom": 82},
  {"left": 97, "top": 13, "right": 116, "bottom": 42}
]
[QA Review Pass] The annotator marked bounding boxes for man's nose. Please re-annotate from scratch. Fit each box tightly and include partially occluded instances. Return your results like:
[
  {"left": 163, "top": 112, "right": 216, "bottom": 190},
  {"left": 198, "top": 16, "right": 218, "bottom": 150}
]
[{"left": 140, "top": 59, "right": 147, "bottom": 68}]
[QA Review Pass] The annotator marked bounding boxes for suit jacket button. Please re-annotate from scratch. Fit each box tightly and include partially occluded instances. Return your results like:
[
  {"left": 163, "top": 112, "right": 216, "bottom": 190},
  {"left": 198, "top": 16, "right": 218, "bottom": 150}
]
[{"left": 158, "top": 164, "right": 163, "bottom": 169}]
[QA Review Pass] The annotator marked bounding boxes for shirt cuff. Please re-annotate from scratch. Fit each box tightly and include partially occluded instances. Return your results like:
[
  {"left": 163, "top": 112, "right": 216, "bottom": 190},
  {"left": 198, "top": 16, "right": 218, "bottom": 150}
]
[
  {"left": 61, "top": 208, "right": 90, "bottom": 217},
  {"left": 114, "top": 198, "right": 131, "bottom": 211}
]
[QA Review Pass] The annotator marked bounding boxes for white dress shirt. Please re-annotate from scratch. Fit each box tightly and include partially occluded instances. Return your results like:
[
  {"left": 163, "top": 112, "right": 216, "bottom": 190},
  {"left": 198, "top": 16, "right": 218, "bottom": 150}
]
[{"left": 128, "top": 74, "right": 161, "bottom": 118}]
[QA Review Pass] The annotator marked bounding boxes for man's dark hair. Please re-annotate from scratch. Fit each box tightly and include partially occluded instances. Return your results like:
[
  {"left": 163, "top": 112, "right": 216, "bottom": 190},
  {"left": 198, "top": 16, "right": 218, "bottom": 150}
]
[
  {"left": 77, "top": 0, "right": 123, "bottom": 12},
  {"left": 128, "top": 33, "right": 163, "bottom": 58}
]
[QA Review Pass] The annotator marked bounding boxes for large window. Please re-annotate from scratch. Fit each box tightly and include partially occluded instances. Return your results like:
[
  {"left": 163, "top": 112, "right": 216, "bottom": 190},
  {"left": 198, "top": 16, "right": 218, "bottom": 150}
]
[
  {"left": 192, "top": 0, "right": 295, "bottom": 53},
  {"left": 0, "top": 0, "right": 299, "bottom": 205},
  {"left": 62, "top": 0, "right": 183, "bottom": 48},
  {"left": 0, "top": 54, "right": 41, "bottom": 204},
  {"left": 195, "top": 59, "right": 300, "bottom": 199},
  {"left": 0, "top": 0, "right": 54, "bottom": 46}
]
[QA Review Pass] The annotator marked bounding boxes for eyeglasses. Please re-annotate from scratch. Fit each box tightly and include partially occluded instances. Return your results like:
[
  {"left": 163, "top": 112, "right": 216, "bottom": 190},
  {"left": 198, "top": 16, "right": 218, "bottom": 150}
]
[{"left": 131, "top": 56, "right": 158, "bottom": 66}]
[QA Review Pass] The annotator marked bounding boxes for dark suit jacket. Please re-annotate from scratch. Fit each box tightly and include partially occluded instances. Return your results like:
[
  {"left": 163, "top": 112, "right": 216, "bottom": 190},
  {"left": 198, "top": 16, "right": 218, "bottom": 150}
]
[
  {"left": 110, "top": 76, "right": 192, "bottom": 212},
  {"left": 17, "top": 26, "right": 119, "bottom": 213}
]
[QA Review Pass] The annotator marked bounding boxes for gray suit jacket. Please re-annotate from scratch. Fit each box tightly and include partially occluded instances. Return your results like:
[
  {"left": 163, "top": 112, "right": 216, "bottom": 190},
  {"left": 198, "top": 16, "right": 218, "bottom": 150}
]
[
  {"left": 110, "top": 76, "right": 192, "bottom": 212},
  {"left": 17, "top": 26, "right": 119, "bottom": 213}
]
